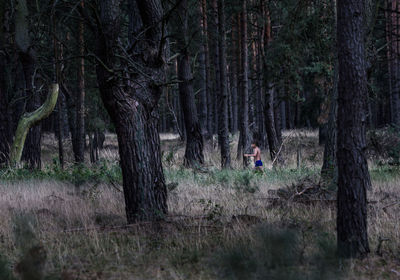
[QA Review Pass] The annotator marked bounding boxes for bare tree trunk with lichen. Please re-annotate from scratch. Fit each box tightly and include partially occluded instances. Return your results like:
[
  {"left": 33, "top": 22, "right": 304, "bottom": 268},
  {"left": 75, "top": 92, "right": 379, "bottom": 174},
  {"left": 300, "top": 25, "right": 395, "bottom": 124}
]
[{"left": 10, "top": 84, "right": 59, "bottom": 166}]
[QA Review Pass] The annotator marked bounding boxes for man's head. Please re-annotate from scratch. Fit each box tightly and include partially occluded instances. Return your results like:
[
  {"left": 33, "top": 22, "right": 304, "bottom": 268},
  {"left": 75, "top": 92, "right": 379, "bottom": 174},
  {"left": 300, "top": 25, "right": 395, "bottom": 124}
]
[{"left": 251, "top": 141, "right": 258, "bottom": 148}]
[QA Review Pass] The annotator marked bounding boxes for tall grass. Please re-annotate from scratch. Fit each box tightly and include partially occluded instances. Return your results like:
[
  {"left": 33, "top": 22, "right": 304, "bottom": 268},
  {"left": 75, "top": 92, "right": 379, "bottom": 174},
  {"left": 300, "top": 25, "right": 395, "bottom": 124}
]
[{"left": 0, "top": 130, "right": 399, "bottom": 279}]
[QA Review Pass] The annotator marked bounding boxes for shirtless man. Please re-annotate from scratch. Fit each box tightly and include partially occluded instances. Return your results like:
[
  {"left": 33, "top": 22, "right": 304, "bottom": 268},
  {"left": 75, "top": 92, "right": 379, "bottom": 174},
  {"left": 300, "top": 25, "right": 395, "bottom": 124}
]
[{"left": 244, "top": 141, "right": 263, "bottom": 170}]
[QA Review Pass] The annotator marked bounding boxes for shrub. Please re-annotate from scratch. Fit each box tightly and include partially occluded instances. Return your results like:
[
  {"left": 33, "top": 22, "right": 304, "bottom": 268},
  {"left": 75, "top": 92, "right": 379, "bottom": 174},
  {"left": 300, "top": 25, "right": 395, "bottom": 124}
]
[{"left": 233, "top": 171, "right": 259, "bottom": 194}]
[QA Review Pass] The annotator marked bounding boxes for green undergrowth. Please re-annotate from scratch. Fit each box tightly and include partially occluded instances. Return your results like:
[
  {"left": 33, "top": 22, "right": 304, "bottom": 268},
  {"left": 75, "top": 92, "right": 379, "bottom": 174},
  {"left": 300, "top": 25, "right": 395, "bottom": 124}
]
[
  {"left": 2, "top": 162, "right": 399, "bottom": 188},
  {"left": 0, "top": 160, "right": 122, "bottom": 186},
  {"left": 369, "top": 165, "right": 400, "bottom": 182}
]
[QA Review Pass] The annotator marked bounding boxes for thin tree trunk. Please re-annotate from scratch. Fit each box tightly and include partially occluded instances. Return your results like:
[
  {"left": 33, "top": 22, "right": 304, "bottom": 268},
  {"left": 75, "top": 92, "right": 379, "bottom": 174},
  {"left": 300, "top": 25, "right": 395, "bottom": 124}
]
[
  {"left": 198, "top": 1, "right": 208, "bottom": 138},
  {"left": 265, "top": 87, "right": 280, "bottom": 163},
  {"left": 217, "top": 0, "right": 231, "bottom": 168},
  {"left": 177, "top": 0, "right": 204, "bottom": 167},
  {"left": 211, "top": 0, "right": 220, "bottom": 137},
  {"left": 255, "top": 23, "right": 266, "bottom": 148},
  {"left": 201, "top": 0, "right": 213, "bottom": 140},
  {"left": 337, "top": 0, "right": 370, "bottom": 258},
  {"left": 0, "top": 3, "right": 11, "bottom": 165},
  {"left": 231, "top": 15, "right": 239, "bottom": 134},
  {"left": 75, "top": 0, "right": 85, "bottom": 163},
  {"left": 385, "top": 0, "right": 393, "bottom": 123},
  {"left": 238, "top": 1, "right": 250, "bottom": 166},
  {"left": 321, "top": 0, "right": 338, "bottom": 183},
  {"left": 236, "top": 13, "right": 243, "bottom": 159}
]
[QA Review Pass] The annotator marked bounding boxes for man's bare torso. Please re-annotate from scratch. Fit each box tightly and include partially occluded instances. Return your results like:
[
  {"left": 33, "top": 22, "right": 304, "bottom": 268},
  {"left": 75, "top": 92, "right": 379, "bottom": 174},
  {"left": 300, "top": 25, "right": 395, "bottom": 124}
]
[{"left": 253, "top": 147, "right": 261, "bottom": 162}]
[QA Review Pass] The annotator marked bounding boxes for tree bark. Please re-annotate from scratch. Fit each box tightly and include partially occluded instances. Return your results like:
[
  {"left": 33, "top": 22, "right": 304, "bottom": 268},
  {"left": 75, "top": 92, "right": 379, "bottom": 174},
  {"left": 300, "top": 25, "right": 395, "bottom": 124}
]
[
  {"left": 198, "top": 0, "right": 208, "bottom": 138},
  {"left": 238, "top": 1, "right": 250, "bottom": 166},
  {"left": 262, "top": 6, "right": 281, "bottom": 164},
  {"left": 96, "top": 0, "right": 167, "bottom": 222},
  {"left": 15, "top": 0, "right": 41, "bottom": 169},
  {"left": 75, "top": 0, "right": 86, "bottom": 163},
  {"left": 210, "top": 0, "right": 220, "bottom": 138},
  {"left": 230, "top": 15, "right": 239, "bottom": 134},
  {"left": 217, "top": 0, "right": 231, "bottom": 168},
  {"left": 0, "top": 4, "right": 11, "bottom": 166},
  {"left": 177, "top": 0, "right": 204, "bottom": 167},
  {"left": 321, "top": 0, "right": 338, "bottom": 183},
  {"left": 337, "top": 0, "right": 370, "bottom": 258},
  {"left": 236, "top": 13, "right": 243, "bottom": 159},
  {"left": 10, "top": 85, "right": 59, "bottom": 165},
  {"left": 265, "top": 87, "right": 280, "bottom": 163},
  {"left": 202, "top": 0, "right": 213, "bottom": 139},
  {"left": 389, "top": 0, "right": 400, "bottom": 125},
  {"left": 321, "top": 69, "right": 338, "bottom": 182},
  {"left": 385, "top": 0, "right": 393, "bottom": 123}
]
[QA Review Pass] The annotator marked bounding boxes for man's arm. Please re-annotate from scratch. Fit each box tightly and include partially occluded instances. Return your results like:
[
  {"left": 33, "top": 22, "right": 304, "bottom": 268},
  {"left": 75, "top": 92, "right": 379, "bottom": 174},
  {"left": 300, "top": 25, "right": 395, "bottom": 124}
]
[{"left": 244, "top": 149, "right": 256, "bottom": 157}]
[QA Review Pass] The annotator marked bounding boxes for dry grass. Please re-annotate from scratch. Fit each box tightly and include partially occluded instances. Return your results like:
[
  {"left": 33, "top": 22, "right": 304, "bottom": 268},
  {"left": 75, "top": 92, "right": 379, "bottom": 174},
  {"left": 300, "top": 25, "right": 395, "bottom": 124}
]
[{"left": 0, "top": 130, "right": 400, "bottom": 279}]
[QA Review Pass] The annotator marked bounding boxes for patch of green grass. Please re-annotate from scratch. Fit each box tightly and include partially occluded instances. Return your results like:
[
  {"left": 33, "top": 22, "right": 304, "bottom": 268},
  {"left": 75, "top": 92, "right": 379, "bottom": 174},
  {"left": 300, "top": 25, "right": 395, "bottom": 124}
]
[
  {"left": 0, "top": 160, "right": 122, "bottom": 186},
  {"left": 369, "top": 166, "right": 400, "bottom": 182}
]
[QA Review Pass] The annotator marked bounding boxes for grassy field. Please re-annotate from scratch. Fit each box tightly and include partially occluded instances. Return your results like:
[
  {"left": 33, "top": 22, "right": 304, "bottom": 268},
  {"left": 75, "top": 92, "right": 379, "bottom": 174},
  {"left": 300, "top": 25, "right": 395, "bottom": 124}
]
[{"left": 1, "top": 130, "right": 400, "bottom": 279}]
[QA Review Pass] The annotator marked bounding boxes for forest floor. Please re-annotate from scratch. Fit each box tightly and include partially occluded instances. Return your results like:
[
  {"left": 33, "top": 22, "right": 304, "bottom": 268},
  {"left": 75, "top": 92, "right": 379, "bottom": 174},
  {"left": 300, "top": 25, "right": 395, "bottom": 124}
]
[{"left": 1, "top": 129, "right": 400, "bottom": 279}]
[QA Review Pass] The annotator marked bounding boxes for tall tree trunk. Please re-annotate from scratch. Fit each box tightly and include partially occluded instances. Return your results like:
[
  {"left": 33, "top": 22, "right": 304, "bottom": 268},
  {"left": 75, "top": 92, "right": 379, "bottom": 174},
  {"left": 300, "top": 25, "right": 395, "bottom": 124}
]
[
  {"left": 0, "top": 3, "right": 11, "bottom": 165},
  {"left": 217, "top": 0, "right": 231, "bottom": 168},
  {"left": 16, "top": 0, "right": 41, "bottom": 169},
  {"left": 198, "top": 1, "right": 208, "bottom": 138},
  {"left": 321, "top": 0, "right": 338, "bottom": 183},
  {"left": 75, "top": 0, "right": 85, "bottom": 163},
  {"left": 230, "top": 15, "right": 239, "bottom": 134},
  {"left": 254, "top": 23, "right": 266, "bottom": 148},
  {"left": 236, "top": 13, "right": 243, "bottom": 159},
  {"left": 238, "top": 1, "right": 250, "bottom": 166},
  {"left": 177, "top": 0, "right": 204, "bottom": 167},
  {"left": 337, "top": 0, "right": 370, "bottom": 258},
  {"left": 211, "top": 0, "right": 220, "bottom": 137},
  {"left": 386, "top": 0, "right": 393, "bottom": 123},
  {"left": 96, "top": 0, "right": 167, "bottom": 222},
  {"left": 321, "top": 69, "right": 338, "bottom": 182},
  {"left": 265, "top": 87, "right": 280, "bottom": 163},
  {"left": 391, "top": 0, "right": 400, "bottom": 125},
  {"left": 53, "top": 27, "right": 64, "bottom": 169},
  {"left": 262, "top": 6, "right": 281, "bottom": 164},
  {"left": 202, "top": 0, "right": 213, "bottom": 139}
]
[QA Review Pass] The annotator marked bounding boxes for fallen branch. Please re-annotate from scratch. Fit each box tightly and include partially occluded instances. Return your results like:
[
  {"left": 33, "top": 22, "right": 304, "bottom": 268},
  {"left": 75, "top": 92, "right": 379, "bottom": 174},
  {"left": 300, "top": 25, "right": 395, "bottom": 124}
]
[{"left": 382, "top": 201, "right": 400, "bottom": 210}]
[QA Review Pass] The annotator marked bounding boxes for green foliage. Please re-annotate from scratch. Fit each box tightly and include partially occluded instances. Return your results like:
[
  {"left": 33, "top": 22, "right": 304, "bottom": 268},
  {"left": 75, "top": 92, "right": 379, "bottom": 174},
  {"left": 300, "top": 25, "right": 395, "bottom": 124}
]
[
  {"left": 264, "top": 0, "right": 335, "bottom": 127},
  {"left": 233, "top": 171, "right": 259, "bottom": 194},
  {"left": 0, "top": 160, "right": 122, "bottom": 186},
  {"left": 165, "top": 167, "right": 320, "bottom": 190},
  {"left": 212, "top": 224, "right": 344, "bottom": 280},
  {"left": 387, "top": 128, "right": 400, "bottom": 165}
]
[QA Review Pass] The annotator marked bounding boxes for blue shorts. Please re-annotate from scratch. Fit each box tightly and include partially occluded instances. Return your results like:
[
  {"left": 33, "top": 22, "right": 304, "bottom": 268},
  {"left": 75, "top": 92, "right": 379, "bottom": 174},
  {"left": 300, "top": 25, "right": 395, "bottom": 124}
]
[{"left": 255, "top": 160, "right": 263, "bottom": 167}]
